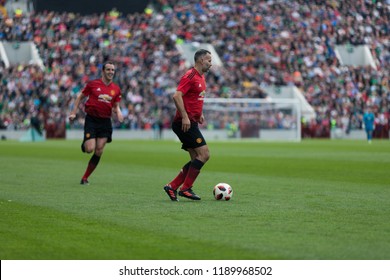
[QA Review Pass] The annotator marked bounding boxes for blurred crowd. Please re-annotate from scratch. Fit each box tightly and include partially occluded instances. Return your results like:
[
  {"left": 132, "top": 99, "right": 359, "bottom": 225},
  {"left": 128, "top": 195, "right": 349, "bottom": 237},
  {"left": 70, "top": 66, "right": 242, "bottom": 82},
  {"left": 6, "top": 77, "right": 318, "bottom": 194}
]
[{"left": 0, "top": 0, "right": 389, "bottom": 137}]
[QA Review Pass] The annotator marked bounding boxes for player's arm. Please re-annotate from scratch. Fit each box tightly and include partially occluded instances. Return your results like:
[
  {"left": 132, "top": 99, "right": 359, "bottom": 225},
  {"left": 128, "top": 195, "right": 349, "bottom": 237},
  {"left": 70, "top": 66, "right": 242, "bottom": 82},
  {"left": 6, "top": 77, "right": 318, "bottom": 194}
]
[
  {"left": 69, "top": 92, "right": 87, "bottom": 121},
  {"left": 113, "top": 102, "right": 124, "bottom": 122},
  {"left": 173, "top": 90, "right": 190, "bottom": 132}
]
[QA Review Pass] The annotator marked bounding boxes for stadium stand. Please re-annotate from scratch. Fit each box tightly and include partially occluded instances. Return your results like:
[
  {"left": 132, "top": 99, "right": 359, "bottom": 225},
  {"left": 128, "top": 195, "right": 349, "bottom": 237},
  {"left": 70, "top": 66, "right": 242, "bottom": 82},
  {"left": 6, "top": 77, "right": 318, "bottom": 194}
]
[{"left": 0, "top": 0, "right": 389, "bottom": 139}]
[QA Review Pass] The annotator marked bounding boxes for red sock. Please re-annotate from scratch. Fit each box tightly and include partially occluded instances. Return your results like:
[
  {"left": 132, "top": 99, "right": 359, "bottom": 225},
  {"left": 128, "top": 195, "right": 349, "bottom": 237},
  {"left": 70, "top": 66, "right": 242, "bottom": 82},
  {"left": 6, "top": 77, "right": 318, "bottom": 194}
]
[
  {"left": 169, "top": 161, "right": 191, "bottom": 190},
  {"left": 82, "top": 154, "right": 101, "bottom": 180},
  {"left": 181, "top": 159, "right": 204, "bottom": 191}
]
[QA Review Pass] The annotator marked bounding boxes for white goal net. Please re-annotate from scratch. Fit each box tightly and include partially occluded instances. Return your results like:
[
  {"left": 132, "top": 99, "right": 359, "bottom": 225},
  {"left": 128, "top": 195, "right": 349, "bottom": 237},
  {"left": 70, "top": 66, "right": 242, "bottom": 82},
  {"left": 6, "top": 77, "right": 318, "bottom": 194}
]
[{"left": 202, "top": 98, "right": 301, "bottom": 141}]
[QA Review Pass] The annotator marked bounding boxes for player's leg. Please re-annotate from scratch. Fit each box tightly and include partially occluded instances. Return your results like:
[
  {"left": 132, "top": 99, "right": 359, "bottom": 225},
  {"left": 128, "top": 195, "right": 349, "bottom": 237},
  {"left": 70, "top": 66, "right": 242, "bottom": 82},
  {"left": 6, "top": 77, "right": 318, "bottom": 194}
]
[
  {"left": 163, "top": 149, "right": 197, "bottom": 200},
  {"left": 81, "top": 137, "right": 107, "bottom": 184},
  {"left": 178, "top": 145, "right": 209, "bottom": 200},
  {"left": 81, "top": 117, "right": 112, "bottom": 184},
  {"left": 167, "top": 160, "right": 191, "bottom": 190},
  {"left": 80, "top": 116, "right": 95, "bottom": 184},
  {"left": 168, "top": 149, "right": 196, "bottom": 189},
  {"left": 178, "top": 123, "right": 210, "bottom": 200},
  {"left": 94, "top": 137, "right": 108, "bottom": 156},
  {"left": 81, "top": 115, "right": 96, "bottom": 153},
  {"left": 164, "top": 162, "right": 193, "bottom": 201},
  {"left": 164, "top": 122, "right": 191, "bottom": 201},
  {"left": 83, "top": 138, "right": 96, "bottom": 153}
]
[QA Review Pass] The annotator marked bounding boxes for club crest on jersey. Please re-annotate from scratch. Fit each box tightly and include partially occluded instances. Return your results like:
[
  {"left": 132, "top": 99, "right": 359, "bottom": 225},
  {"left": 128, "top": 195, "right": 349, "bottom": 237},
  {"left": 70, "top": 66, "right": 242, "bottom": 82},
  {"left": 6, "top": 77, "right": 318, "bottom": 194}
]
[{"left": 110, "top": 90, "right": 115, "bottom": 96}]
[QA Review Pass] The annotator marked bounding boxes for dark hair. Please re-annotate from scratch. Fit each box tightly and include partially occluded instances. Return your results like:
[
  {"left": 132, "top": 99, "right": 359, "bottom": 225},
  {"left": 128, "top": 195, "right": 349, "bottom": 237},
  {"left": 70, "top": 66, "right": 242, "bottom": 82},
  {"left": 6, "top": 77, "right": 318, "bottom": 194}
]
[
  {"left": 194, "top": 49, "right": 211, "bottom": 63},
  {"left": 102, "top": 61, "right": 115, "bottom": 70}
]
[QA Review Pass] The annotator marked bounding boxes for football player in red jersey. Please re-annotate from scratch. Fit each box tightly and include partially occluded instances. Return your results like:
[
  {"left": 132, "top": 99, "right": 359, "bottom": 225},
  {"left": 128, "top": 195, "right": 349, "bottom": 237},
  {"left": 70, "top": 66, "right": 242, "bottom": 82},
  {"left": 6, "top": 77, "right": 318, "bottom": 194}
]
[
  {"left": 69, "top": 61, "right": 123, "bottom": 185},
  {"left": 164, "top": 49, "right": 212, "bottom": 201}
]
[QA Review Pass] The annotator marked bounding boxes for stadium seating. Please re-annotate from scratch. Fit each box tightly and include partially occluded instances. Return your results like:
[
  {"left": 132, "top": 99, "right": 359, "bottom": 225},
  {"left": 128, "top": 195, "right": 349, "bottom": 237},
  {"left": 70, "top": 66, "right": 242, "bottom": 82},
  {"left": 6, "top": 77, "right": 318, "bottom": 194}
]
[{"left": 0, "top": 0, "right": 388, "bottom": 138}]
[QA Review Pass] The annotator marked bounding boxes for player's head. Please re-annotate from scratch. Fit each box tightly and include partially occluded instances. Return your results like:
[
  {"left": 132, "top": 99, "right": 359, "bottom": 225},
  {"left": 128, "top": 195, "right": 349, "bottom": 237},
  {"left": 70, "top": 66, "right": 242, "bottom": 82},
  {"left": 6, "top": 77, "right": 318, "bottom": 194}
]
[
  {"left": 102, "top": 61, "right": 115, "bottom": 83},
  {"left": 102, "top": 61, "right": 115, "bottom": 71},
  {"left": 194, "top": 49, "right": 212, "bottom": 73}
]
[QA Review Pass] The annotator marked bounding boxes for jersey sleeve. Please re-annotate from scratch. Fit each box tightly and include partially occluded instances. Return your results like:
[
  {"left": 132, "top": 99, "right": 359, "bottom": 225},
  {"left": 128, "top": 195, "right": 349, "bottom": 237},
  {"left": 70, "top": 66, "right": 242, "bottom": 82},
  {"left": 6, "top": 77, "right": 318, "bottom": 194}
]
[
  {"left": 177, "top": 75, "right": 192, "bottom": 95},
  {"left": 81, "top": 82, "right": 92, "bottom": 96},
  {"left": 113, "top": 88, "right": 122, "bottom": 103}
]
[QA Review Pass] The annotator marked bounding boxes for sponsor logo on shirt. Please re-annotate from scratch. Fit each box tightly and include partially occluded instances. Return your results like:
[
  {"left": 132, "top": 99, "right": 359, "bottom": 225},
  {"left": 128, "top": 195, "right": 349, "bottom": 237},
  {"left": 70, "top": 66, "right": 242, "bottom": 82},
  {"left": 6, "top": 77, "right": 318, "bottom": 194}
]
[
  {"left": 198, "top": 90, "right": 205, "bottom": 101},
  {"left": 98, "top": 94, "right": 113, "bottom": 103}
]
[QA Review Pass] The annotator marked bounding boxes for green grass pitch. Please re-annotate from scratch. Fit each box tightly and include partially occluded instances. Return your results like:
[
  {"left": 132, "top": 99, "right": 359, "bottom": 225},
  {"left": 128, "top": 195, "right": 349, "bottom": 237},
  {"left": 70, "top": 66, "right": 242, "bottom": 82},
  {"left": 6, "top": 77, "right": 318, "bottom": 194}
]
[{"left": 1, "top": 139, "right": 389, "bottom": 260}]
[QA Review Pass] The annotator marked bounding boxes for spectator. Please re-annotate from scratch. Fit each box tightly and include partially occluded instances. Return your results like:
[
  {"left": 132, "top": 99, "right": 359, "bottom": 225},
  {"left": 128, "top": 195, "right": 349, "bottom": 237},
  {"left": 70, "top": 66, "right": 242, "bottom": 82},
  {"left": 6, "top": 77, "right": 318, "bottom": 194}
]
[{"left": 0, "top": 0, "right": 388, "bottom": 138}]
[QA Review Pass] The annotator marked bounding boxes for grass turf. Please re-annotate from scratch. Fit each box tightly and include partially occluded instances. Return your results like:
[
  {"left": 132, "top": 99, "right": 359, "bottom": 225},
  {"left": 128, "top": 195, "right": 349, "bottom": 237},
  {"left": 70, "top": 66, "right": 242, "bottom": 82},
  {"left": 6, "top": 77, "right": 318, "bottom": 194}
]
[{"left": 0, "top": 139, "right": 389, "bottom": 260}]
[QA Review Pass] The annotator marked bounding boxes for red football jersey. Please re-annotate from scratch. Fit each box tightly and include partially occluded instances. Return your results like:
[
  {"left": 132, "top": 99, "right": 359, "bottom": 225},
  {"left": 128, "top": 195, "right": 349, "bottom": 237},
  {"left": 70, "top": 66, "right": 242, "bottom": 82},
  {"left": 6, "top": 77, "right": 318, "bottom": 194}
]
[
  {"left": 82, "top": 79, "right": 122, "bottom": 119},
  {"left": 174, "top": 68, "right": 206, "bottom": 123}
]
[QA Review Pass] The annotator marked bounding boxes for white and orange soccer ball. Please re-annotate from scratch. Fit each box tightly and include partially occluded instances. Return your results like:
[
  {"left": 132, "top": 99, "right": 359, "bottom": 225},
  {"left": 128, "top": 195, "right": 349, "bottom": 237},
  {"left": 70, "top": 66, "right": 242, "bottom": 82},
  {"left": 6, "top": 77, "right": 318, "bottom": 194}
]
[{"left": 213, "top": 183, "right": 233, "bottom": 201}]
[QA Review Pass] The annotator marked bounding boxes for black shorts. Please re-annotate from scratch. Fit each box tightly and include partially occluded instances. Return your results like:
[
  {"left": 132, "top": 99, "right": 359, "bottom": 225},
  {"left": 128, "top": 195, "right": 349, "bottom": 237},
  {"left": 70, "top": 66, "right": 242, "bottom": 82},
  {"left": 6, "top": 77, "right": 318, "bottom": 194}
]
[
  {"left": 83, "top": 114, "right": 113, "bottom": 143},
  {"left": 172, "top": 121, "right": 207, "bottom": 150}
]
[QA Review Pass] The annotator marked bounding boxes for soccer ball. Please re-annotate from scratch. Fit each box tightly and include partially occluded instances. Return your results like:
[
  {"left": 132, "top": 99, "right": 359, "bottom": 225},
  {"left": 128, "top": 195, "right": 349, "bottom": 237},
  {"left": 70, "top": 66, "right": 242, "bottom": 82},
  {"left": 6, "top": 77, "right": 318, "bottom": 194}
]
[{"left": 213, "top": 183, "right": 233, "bottom": 201}]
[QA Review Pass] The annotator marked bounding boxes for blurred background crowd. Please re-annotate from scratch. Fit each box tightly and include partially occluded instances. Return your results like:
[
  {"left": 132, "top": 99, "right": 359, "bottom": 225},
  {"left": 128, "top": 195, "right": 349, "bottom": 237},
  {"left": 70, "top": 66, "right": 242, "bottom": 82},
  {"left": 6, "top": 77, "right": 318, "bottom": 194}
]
[{"left": 0, "top": 0, "right": 389, "bottom": 138}]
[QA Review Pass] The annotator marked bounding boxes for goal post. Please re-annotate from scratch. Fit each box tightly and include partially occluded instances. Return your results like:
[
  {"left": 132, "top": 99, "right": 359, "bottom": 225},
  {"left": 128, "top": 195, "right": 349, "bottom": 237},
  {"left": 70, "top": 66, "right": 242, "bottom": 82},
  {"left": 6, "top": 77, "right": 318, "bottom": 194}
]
[{"left": 202, "top": 98, "right": 301, "bottom": 142}]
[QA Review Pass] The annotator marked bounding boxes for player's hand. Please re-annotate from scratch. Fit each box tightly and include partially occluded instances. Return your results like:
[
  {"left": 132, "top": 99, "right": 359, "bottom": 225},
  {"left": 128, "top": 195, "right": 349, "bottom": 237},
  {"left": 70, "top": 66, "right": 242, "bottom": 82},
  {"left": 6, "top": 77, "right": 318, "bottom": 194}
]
[
  {"left": 182, "top": 117, "right": 191, "bottom": 132},
  {"left": 69, "top": 113, "right": 76, "bottom": 121},
  {"left": 199, "top": 115, "right": 205, "bottom": 125}
]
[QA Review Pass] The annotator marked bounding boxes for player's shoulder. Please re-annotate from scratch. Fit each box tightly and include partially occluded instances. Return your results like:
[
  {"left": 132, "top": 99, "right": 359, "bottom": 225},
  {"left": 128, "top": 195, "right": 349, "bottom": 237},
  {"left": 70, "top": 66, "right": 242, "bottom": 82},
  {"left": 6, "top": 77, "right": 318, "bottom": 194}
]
[
  {"left": 110, "top": 82, "right": 121, "bottom": 91},
  {"left": 87, "top": 78, "right": 102, "bottom": 86},
  {"left": 183, "top": 68, "right": 199, "bottom": 80}
]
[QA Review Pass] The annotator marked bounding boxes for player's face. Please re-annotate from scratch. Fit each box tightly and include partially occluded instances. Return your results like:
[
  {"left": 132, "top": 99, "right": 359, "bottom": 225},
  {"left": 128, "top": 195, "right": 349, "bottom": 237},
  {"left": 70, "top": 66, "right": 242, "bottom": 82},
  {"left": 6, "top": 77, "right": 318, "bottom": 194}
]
[
  {"left": 200, "top": 54, "right": 212, "bottom": 73},
  {"left": 103, "top": 64, "right": 115, "bottom": 82}
]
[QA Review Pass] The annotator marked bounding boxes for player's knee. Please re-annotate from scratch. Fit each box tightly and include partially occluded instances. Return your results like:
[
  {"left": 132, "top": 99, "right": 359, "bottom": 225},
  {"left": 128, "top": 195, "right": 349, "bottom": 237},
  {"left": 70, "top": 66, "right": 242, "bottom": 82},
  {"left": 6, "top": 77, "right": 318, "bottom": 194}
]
[
  {"left": 200, "top": 150, "right": 210, "bottom": 163},
  {"left": 95, "top": 148, "right": 104, "bottom": 156},
  {"left": 85, "top": 146, "right": 94, "bottom": 153}
]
